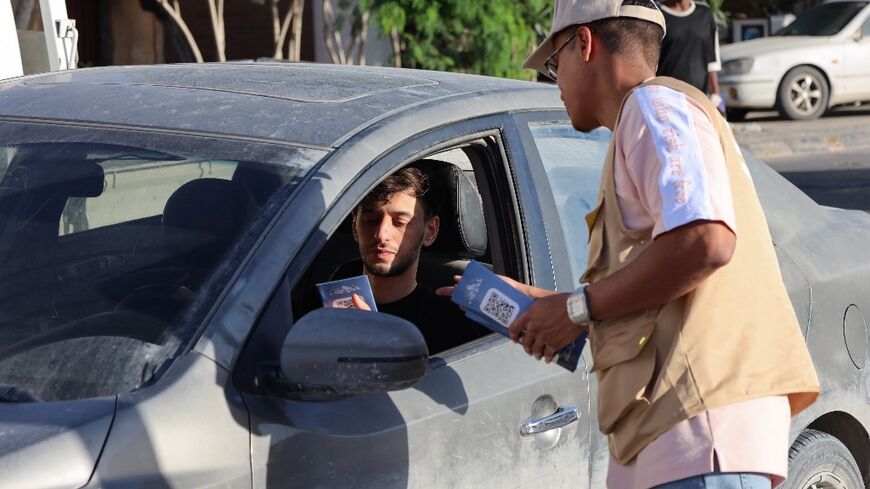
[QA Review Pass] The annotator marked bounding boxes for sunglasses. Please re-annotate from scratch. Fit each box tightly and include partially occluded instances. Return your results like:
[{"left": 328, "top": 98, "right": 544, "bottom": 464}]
[{"left": 543, "top": 25, "right": 593, "bottom": 82}]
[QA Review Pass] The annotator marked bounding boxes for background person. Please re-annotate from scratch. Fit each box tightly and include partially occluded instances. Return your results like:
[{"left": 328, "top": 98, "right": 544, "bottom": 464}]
[
  {"left": 499, "top": 0, "right": 820, "bottom": 487},
  {"left": 657, "top": 0, "right": 724, "bottom": 112}
]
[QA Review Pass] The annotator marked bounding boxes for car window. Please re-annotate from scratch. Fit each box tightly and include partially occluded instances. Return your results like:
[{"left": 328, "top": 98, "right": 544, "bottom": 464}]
[
  {"left": 527, "top": 123, "right": 611, "bottom": 284},
  {"left": 58, "top": 159, "right": 237, "bottom": 236},
  {"left": 0, "top": 122, "right": 325, "bottom": 402},
  {"left": 287, "top": 142, "right": 499, "bottom": 357},
  {"left": 777, "top": 1, "right": 868, "bottom": 36},
  {"left": 863, "top": 17, "right": 870, "bottom": 38}
]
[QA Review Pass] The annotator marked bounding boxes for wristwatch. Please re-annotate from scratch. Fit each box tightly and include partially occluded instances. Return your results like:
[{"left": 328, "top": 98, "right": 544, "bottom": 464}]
[{"left": 566, "top": 283, "right": 591, "bottom": 326}]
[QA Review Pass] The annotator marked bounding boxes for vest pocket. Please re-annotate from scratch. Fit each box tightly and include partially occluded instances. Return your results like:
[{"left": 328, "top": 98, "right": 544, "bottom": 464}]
[
  {"left": 589, "top": 309, "right": 657, "bottom": 372},
  {"left": 590, "top": 310, "right": 658, "bottom": 434}
]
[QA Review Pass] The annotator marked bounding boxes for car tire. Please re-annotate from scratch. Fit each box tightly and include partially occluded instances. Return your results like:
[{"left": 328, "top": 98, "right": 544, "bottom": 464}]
[
  {"left": 726, "top": 108, "right": 749, "bottom": 122},
  {"left": 777, "top": 66, "right": 829, "bottom": 120},
  {"left": 781, "top": 429, "right": 864, "bottom": 489}
]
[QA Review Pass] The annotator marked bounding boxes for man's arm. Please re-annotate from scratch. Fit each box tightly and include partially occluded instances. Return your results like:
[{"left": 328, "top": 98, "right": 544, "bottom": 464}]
[
  {"left": 509, "top": 219, "right": 735, "bottom": 362},
  {"left": 708, "top": 71, "right": 720, "bottom": 97}
]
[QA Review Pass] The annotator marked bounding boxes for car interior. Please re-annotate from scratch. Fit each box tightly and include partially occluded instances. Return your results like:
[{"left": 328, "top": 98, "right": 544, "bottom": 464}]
[
  {"left": 289, "top": 142, "right": 504, "bottom": 357},
  {"left": 0, "top": 142, "right": 297, "bottom": 400}
]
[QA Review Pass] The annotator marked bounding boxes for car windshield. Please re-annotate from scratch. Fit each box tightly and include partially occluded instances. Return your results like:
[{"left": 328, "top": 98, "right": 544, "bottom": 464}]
[
  {"left": 777, "top": 1, "right": 868, "bottom": 36},
  {"left": 0, "top": 121, "right": 325, "bottom": 402}
]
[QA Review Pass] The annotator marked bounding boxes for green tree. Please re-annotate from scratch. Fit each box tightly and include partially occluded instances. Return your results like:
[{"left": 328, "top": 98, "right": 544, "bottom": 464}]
[
  {"left": 365, "top": 0, "right": 552, "bottom": 80},
  {"left": 698, "top": 0, "right": 728, "bottom": 27}
]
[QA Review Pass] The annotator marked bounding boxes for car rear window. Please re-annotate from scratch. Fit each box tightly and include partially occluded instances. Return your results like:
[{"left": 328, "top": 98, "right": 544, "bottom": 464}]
[{"left": 0, "top": 121, "right": 325, "bottom": 402}]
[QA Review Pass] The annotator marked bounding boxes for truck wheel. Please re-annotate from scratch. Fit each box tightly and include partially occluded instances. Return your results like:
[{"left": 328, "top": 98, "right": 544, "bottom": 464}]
[
  {"left": 783, "top": 429, "right": 863, "bottom": 489},
  {"left": 777, "top": 66, "right": 829, "bottom": 120}
]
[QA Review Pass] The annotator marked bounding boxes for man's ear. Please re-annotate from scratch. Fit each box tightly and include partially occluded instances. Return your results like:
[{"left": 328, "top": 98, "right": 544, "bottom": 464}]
[
  {"left": 422, "top": 215, "right": 440, "bottom": 247},
  {"left": 577, "top": 25, "right": 595, "bottom": 63}
]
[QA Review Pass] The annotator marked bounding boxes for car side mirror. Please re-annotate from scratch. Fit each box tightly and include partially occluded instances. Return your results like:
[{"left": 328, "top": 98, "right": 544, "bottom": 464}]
[{"left": 260, "top": 308, "right": 428, "bottom": 401}]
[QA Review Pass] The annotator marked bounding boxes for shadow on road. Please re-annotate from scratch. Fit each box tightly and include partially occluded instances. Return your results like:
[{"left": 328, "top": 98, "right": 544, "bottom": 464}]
[{"left": 781, "top": 168, "right": 870, "bottom": 212}]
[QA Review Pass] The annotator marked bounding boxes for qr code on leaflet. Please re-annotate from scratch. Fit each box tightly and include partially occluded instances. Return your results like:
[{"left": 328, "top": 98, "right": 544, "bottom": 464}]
[
  {"left": 332, "top": 297, "right": 355, "bottom": 309},
  {"left": 481, "top": 288, "right": 520, "bottom": 327}
]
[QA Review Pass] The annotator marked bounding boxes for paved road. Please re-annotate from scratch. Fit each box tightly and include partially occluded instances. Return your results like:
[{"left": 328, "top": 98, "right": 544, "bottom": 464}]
[{"left": 731, "top": 106, "right": 870, "bottom": 211}]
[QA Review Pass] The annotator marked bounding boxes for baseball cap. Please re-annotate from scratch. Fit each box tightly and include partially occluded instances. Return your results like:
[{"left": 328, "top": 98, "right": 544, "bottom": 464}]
[{"left": 523, "top": 0, "right": 667, "bottom": 77}]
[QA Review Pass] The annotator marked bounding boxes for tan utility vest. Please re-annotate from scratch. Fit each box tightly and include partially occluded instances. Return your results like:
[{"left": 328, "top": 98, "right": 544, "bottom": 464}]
[{"left": 582, "top": 77, "right": 820, "bottom": 465}]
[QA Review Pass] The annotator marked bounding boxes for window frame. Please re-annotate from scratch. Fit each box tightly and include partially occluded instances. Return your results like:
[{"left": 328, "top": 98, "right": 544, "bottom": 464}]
[
  {"left": 232, "top": 115, "right": 539, "bottom": 394},
  {"left": 507, "top": 111, "right": 594, "bottom": 293}
]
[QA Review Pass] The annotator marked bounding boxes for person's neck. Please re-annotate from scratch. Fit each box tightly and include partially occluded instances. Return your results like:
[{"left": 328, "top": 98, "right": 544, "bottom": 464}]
[
  {"left": 663, "top": 0, "right": 693, "bottom": 12},
  {"left": 366, "top": 267, "right": 418, "bottom": 304},
  {"left": 597, "top": 58, "right": 657, "bottom": 131}
]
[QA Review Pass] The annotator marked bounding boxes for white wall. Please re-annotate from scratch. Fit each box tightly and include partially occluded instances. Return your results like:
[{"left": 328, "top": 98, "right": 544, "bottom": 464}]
[{"left": 0, "top": 0, "right": 24, "bottom": 79}]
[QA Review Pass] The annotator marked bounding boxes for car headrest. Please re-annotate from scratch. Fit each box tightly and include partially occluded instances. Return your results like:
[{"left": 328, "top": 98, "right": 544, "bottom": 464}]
[
  {"left": 13, "top": 160, "right": 105, "bottom": 197},
  {"left": 416, "top": 160, "right": 487, "bottom": 258},
  {"left": 163, "top": 178, "right": 258, "bottom": 239}
]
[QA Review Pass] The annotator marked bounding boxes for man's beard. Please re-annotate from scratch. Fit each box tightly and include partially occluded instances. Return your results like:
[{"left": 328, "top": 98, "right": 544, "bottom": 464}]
[{"left": 363, "top": 238, "right": 423, "bottom": 278}]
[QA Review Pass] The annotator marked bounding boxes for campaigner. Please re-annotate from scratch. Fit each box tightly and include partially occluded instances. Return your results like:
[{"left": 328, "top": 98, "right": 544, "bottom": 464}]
[{"left": 494, "top": 0, "right": 821, "bottom": 488}]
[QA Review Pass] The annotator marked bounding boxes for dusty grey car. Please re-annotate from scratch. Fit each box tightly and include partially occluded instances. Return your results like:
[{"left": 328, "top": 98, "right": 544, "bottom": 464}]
[{"left": 0, "top": 63, "right": 868, "bottom": 489}]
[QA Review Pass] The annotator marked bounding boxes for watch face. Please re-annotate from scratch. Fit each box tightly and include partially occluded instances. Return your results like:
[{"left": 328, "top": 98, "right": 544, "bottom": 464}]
[{"left": 568, "top": 288, "right": 589, "bottom": 325}]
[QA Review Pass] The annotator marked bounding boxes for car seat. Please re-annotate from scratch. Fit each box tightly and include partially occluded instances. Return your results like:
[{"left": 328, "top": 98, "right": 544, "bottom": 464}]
[{"left": 118, "top": 178, "right": 258, "bottom": 318}]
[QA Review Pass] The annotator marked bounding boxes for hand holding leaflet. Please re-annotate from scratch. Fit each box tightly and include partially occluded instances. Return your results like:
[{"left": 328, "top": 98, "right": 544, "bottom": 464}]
[
  {"left": 316, "top": 275, "right": 378, "bottom": 312},
  {"left": 450, "top": 261, "right": 586, "bottom": 372}
]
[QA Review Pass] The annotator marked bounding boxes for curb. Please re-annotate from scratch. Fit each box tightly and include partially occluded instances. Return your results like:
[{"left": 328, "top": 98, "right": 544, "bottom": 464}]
[{"left": 731, "top": 120, "right": 870, "bottom": 161}]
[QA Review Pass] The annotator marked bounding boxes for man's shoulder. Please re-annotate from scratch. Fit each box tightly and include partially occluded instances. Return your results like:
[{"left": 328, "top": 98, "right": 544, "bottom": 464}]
[
  {"left": 624, "top": 84, "right": 690, "bottom": 119},
  {"left": 619, "top": 84, "right": 716, "bottom": 144}
]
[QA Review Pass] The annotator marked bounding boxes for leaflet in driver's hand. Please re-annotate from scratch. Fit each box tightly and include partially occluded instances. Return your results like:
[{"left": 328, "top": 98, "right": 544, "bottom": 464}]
[
  {"left": 316, "top": 275, "right": 378, "bottom": 312},
  {"left": 450, "top": 260, "right": 586, "bottom": 372}
]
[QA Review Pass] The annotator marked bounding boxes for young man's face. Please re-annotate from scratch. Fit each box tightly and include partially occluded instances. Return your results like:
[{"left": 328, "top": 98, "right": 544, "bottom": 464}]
[
  {"left": 552, "top": 26, "right": 600, "bottom": 132},
  {"left": 353, "top": 190, "right": 439, "bottom": 278}
]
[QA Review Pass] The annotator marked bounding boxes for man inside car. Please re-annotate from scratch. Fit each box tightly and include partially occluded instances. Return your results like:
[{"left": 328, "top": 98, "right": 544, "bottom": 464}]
[{"left": 342, "top": 165, "right": 484, "bottom": 354}]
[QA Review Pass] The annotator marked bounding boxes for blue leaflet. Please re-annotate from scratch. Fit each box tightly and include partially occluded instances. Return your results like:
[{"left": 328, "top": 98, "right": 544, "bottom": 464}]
[
  {"left": 316, "top": 275, "right": 378, "bottom": 312},
  {"left": 451, "top": 260, "right": 533, "bottom": 331},
  {"left": 451, "top": 260, "right": 586, "bottom": 372}
]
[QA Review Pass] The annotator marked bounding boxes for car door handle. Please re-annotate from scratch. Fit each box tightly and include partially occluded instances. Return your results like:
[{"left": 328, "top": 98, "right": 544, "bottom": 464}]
[{"left": 520, "top": 406, "right": 580, "bottom": 436}]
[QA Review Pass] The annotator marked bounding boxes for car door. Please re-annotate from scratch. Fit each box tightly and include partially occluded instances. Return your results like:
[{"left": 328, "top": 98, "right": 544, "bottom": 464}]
[
  {"left": 507, "top": 111, "right": 615, "bottom": 488},
  {"left": 843, "top": 12, "right": 870, "bottom": 99},
  {"left": 236, "top": 115, "right": 593, "bottom": 489}
]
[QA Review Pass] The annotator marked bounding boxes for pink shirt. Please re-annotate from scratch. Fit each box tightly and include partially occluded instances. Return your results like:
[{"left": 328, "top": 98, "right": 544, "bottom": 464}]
[{"left": 604, "top": 86, "right": 791, "bottom": 489}]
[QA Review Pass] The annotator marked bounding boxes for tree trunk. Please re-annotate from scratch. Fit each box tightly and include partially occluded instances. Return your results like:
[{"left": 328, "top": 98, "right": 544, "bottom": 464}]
[
  {"left": 391, "top": 27, "right": 401, "bottom": 68},
  {"left": 270, "top": 1, "right": 281, "bottom": 58},
  {"left": 272, "top": 0, "right": 298, "bottom": 60},
  {"left": 355, "top": 10, "right": 369, "bottom": 65},
  {"left": 155, "top": 0, "right": 204, "bottom": 62},
  {"left": 289, "top": 0, "right": 304, "bottom": 61},
  {"left": 322, "top": 0, "right": 344, "bottom": 64},
  {"left": 207, "top": 0, "right": 226, "bottom": 61}
]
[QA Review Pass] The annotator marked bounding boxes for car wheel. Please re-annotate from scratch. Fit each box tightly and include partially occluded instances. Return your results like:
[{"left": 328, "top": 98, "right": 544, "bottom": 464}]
[
  {"left": 726, "top": 108, "right": 749, "bottom": 122},
  {"left": 777, "top": 67, "right": 829, "bottom": 120},
  {"left": 782, "top": 429, "right": 864, "bottom": 489}
]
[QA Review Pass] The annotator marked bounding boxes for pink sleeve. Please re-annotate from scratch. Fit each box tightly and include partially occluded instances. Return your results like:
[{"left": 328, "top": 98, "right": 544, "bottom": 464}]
[{"left": 618, "top": 88, "right": 736, "bottom": 239}]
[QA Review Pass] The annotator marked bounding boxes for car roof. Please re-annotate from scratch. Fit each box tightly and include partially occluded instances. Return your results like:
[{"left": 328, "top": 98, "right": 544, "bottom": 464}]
[{"left": 0, "top": 62, "right": 562, "bottom": 149}]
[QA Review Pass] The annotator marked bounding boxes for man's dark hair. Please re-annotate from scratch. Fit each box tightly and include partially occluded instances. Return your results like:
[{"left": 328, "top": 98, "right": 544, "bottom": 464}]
[
  {"left": 587, "top": 3, "right": 664, "bottom": 69},
  {"left": 355, "top": 166, "right": 441, "bottom": 219}
]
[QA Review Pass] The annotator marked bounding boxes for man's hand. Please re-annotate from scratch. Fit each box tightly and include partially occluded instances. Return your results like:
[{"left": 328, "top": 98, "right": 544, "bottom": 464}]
[
  {"left": 351, "top": 293, "right": 372, "bottom": 311},
  {"left": 508, "top": 293, "right": 587, "bottom": 363}
]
